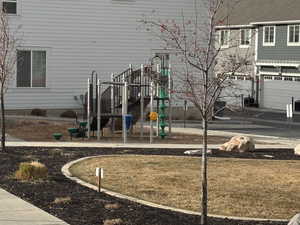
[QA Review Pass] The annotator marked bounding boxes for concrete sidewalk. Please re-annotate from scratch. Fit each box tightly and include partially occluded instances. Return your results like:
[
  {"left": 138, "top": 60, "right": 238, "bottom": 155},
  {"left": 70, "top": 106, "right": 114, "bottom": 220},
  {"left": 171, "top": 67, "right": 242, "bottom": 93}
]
[{"left": 0, "top": 188, "right": 69, "bottom": 225}]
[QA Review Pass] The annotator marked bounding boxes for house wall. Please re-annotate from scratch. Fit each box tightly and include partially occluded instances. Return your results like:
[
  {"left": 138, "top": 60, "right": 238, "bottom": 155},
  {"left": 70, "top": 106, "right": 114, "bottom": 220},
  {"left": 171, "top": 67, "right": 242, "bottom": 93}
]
[
  {"left": 257, "top": 25, "right": 300, "bottom": 61},
  {"left": 5, "top": 0, "right": 199, "bottom": 110},
  {"left": 216, "top": 28, "right": 256, "bottom": 77},
  {"left": 215, "top": 28, "right": 256, "bottom": 106}
]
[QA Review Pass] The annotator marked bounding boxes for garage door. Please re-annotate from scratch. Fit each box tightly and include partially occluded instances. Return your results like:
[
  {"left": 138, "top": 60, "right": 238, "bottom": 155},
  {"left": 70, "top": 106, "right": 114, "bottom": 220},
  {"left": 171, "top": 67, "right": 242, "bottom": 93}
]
[{"left": 262, "top": 76, "right": 300, "bottom": 110}]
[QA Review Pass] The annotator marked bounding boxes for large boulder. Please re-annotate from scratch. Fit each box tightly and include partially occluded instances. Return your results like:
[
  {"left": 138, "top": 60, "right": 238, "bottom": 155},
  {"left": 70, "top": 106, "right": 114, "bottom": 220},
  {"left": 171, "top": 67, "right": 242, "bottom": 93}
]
[
  {"left": 288, "top": 213, "right": 300, "bottom": 225},
  {"left": 294, "top": 144, "right": 300, "bottom": 156},
  {"left": 219, "top": 136, "right": 255, "bottom": 152}
]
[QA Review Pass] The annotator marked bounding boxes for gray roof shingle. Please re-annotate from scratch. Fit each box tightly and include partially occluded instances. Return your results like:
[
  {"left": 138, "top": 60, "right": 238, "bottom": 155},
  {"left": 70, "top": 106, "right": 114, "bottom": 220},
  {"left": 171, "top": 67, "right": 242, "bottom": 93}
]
[{"left": 218, "top": 0, "right": 300, "bottom": 26}]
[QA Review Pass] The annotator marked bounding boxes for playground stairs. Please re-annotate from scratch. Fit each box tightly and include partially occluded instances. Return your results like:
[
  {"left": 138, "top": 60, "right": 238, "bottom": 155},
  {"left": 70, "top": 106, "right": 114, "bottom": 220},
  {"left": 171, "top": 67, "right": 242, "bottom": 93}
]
[{"left": 94, "top": 66, "right": 154, "bottom": 130}]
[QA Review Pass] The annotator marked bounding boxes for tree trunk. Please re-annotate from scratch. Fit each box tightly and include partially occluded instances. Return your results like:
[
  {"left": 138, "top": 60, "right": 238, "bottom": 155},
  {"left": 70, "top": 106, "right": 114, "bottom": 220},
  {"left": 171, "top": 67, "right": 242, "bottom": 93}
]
[
  {"left": 201, "top": 118, "right": 208, "bottom": 225},
  {"left": 1, "top": 89, "right": 5, "bottom": 152}
]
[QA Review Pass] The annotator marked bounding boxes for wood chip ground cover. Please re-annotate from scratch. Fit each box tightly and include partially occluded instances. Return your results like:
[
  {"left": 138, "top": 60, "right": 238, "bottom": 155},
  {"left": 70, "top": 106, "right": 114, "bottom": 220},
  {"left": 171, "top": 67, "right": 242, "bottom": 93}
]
[{"left": 0, "top": 147, "right": 297, "bottom": 225}]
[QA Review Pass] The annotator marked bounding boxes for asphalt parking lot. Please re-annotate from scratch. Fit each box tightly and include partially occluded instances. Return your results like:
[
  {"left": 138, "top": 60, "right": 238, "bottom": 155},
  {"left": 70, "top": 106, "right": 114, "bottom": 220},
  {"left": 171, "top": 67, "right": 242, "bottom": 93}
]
[{"left": 175, "top": 108, "right": 300, "bottom": 139}]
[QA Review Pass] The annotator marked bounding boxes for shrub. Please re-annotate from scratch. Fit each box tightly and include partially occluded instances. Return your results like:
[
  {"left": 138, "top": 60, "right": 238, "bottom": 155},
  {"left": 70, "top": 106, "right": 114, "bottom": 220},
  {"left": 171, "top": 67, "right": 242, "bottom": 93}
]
[
  {"left": 104, "top": 203, "right": 121, "bottom": 210},
  {"left": 60, "top": 110, "right": 77, "bottom": 118},
  {"left": 30, "top": 108, "right": 47, "bottom": 117},
  {"left": 103, "top": 218, "right": 123, "bottom": 225},
  {"left": 15, "top": 161, "right": 48, "bottom": 181},
  {"left": 53, "top": 197, "right": 72, "bottom": 204}
]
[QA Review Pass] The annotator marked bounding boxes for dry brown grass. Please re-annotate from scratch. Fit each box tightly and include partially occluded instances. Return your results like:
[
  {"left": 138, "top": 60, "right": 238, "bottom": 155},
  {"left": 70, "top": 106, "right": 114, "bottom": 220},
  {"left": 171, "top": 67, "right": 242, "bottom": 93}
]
[
  {"left": 5, "top": 118, "right": 233, "bottom": 144},
  {"left": 6, "top": 119, "right": 74, "bottom": 141},
  {"left": 70, "top": 155, "right": 300, "bottom": 219},
  {"left": 5, "top": 118, "right": 277, "bottom": 145},
  {"left": 53, "top": 196, "right": 72, "bottom": 204},
  {"left": 15, "top": 161, "right": 48, "bottom": 181},
  {"left": 104, "top": 203, "right": 121, "bottom": 210},
  {"left": 103, "top": 218, "right": 123, "bottom": 225}
]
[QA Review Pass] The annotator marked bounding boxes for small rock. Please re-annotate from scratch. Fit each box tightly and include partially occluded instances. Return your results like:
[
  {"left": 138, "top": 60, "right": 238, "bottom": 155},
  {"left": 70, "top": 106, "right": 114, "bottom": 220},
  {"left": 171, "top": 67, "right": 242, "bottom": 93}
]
[
  {"left": 219, "top": 136, "right": 255, "bottom": 153},
  {"left": 288, "top": 213, "right": 300, "bottom": 225},
  {"left": 184, "top": 149, "right": 212, "bottom": 155},
  {"left": 263, "top": 154, "right": 274, "bottom": 158},
  {"left": 294, "top": 144, "right": 300, "bottom": 156}
]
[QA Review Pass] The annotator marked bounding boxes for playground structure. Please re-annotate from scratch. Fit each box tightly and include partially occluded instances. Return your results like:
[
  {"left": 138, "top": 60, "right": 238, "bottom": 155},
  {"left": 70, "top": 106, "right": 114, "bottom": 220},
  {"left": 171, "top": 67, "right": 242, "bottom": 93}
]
[{"left": 83, "top": 61, "right": 173, "bottom": 143}]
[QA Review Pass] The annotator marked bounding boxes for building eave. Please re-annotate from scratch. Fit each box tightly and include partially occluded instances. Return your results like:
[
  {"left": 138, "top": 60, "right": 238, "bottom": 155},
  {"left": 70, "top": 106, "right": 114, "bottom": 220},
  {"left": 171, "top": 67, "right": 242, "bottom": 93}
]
[
  {"left": 256, "top": 60, "right": 300, "bottom": 68},
  {"left": 250, "top": 20, "right": 300, "bottom": 25},
  {"left": 215, "top": 24, "right": 254, "bottom": 29}
]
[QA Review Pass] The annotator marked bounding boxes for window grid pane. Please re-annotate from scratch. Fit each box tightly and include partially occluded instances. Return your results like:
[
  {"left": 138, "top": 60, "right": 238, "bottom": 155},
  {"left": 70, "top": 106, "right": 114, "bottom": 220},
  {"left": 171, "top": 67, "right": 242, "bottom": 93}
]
[
  {"left": 241, "top": 29, "right": 250, "bottom": 45},
  {"left": 2, "top": 1, "right": 16, "bottom": 14},
  {"left": 221, "top": 30, "right": 228, "bottom": 46},
  {"left": 246, "top": 29, "right": 250, "bottom": 44},
  {"left": 295, "top": 25, "right": 299, "bottom": 43},
  {"left": 264, "top": 27, "right": 269, "bottom": 43},
  {"left": 17, "top": 51, "right": 31, "bottom": 87},
  {"left": 241, "top": 30, "right": 245, "bottom": 45},
  {"left": 290, "top": 26, "right": 295, "bottom": 42},
  {"left": 32, "top": 51, "right": 46, "bottom": 87},
  {"left": 269, "top": 27, "right": 274, "bottom": 43}
]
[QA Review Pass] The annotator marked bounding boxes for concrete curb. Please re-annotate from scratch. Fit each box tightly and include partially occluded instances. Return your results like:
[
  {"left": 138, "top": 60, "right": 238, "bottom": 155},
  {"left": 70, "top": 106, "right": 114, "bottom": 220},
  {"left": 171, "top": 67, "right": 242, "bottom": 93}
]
[{"left": 62, "top": 155, "right": 289, "bottom": 223}]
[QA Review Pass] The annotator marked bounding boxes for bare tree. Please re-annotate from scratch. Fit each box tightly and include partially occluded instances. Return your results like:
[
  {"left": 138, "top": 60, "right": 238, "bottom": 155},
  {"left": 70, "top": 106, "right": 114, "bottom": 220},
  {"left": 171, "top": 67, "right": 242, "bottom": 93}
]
[
  {"left": 0, "top": 6, "right": 18, "bottom": 152},
  {"left": 141, "top": 0, "right": 252, "bottom": 224}
]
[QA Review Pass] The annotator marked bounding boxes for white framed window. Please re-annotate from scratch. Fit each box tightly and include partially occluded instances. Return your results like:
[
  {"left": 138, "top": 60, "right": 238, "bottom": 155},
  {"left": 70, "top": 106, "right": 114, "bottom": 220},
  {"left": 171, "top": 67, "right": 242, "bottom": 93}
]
[
  {"left": 287, "top": 24, "right": 300, "bottom": 46},
  {"left": 263, "top": 75, "right": 273, "bottom": 80},
  {"left": 240, "top": 29, "right": 251, "bottom": 47},
  {"left": 263, "top": 26, "right": 275, "bottom": 46},
  {"left": 283, "top": 76, "right": 293, "bottom": 81},
  {"left": 17, "top": 50, "right": 47, "bottom": 88},
  {"left": 219, "top": 30, "right": 229, "bottom": 48},
  {"left": 2, "top": 0, "right": 16, "bottom": 14},
  {"left": 274, "top": 76, "right": 282, "bottom": 80}
]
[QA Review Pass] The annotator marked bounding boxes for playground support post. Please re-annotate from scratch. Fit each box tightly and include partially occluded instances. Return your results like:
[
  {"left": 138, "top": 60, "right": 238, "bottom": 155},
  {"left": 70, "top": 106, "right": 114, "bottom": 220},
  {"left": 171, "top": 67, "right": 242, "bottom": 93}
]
[
  {"left": 95, "top": 73, "right": 98, "bottom": 115},
  {"left": 140, "top": 64, "right": 144, "bottom": 138},
  {"left": 168, "top": 64, "right": 172, "bottom": 136},
  {"left": 122, "top": 82, "right": 128, "bottom": 144},
  {"left": 110, "top": 73, "right": 115, "bottom": 133},
  {"left": 97, "top": 79, "right": 101, "bottom": 140},
  {"left": 87, "top": 78, "right": 91, "bottom": 139},
  {"left": 156, "top": 100, "right": 159, "bottom": 137},
  {"left": 156, "top": 64, "right": 160, "bottom": 137},
  {"left": 150, "top": 81, "right": 154, "bottom": 144}
]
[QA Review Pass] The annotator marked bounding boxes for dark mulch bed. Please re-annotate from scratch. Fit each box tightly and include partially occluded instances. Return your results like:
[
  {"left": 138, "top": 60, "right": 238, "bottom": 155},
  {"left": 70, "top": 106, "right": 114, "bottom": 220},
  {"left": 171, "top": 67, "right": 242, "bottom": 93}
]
[{"left": 0, "top": 147, "right": 298, "bottom": 225}]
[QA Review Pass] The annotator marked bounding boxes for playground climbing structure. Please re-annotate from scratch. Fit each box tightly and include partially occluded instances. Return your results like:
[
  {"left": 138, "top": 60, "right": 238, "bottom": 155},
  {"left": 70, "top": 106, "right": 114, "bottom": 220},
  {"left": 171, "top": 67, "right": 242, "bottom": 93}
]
[{"left": 85, "top": 61, "right": 173, "bottom": 143}]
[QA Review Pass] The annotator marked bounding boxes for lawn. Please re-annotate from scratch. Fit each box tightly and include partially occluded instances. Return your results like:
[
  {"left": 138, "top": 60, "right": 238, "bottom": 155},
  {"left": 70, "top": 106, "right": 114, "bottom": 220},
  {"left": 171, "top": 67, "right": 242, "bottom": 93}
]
[{"left": 70, "top": 155, "right": 300, "bottom": 219}]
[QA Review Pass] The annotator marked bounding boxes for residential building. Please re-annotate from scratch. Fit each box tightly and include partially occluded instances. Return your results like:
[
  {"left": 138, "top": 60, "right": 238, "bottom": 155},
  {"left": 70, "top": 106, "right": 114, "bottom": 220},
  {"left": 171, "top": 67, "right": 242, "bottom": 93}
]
[
  {"left": 3, "top": 0, "right": 197, "bottom": 111},
  {"left": 215, "top": 25, "right": 256, "bottom": 106},
  {"left": 216, "top": 0, "right": 300, "bottom": 110}
]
